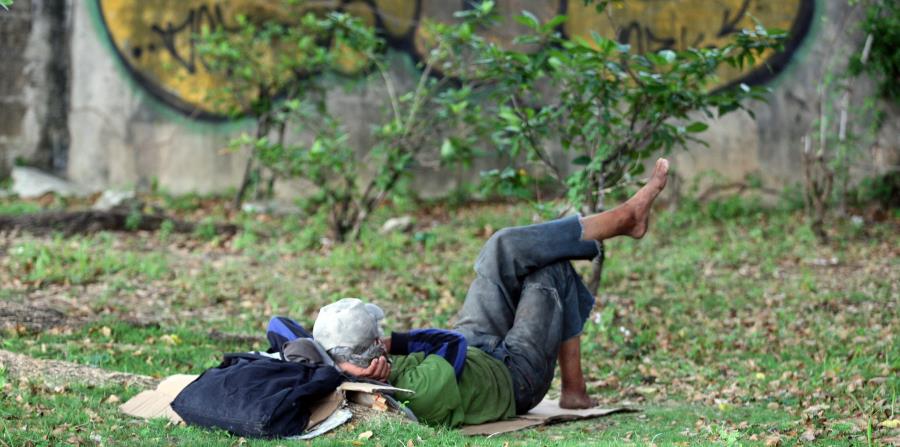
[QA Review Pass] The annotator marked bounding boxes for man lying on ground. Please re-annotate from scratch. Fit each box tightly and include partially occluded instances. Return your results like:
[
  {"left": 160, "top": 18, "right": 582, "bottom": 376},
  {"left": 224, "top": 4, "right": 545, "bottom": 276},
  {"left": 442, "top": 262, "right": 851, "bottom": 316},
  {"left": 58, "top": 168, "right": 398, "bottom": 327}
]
[{"left": 311, "top": 158, "right": 670, "bottom": 427}]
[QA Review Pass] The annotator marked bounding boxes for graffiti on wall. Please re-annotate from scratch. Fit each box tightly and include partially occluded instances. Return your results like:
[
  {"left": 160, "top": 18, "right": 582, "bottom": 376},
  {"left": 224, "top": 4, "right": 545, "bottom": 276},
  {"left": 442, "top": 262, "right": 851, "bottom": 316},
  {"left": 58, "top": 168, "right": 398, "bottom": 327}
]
[{"left": 96, "top": 0, "right": 814, "bottom": 119}]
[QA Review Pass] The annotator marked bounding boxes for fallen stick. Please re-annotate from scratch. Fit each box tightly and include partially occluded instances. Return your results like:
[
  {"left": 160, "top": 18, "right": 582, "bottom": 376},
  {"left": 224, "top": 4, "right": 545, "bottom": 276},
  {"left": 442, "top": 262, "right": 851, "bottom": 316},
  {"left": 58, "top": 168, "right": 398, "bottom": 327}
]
[{"left": 0, "top": 210, "right": 238, "bottom": 236}]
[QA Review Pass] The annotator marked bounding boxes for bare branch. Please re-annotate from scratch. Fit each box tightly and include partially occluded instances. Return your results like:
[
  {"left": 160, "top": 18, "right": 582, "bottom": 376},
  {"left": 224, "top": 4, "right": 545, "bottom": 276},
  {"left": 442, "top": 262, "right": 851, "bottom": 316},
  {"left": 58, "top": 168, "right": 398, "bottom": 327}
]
[
  {"left": 510, "top": 95, "right": 566, "bottom": 186},
  {"left": 375, "top": 60, "right": 402, "bottom": 124}
]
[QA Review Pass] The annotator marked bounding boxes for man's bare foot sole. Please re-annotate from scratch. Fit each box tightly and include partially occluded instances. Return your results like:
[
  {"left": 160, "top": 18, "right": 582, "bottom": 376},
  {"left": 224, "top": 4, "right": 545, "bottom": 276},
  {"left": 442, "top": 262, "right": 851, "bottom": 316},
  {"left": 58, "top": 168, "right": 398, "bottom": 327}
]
[
  {"left": 625, "top": 158, "right": 669, "bottom": 239},
  {"left": 559, "top": 391, "right": 598, "bottom": 409}
]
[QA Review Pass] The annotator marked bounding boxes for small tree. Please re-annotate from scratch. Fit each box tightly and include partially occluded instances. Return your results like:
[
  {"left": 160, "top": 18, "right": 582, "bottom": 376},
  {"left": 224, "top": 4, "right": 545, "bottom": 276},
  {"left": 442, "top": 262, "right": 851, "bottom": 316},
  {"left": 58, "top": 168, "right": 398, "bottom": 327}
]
[
  {"left": 197, "top": 12, "right": 333, "bottom": 209},
  {"left": 274, "top": 11, "right": 492, "bottom": 241},
  {"left": 201, "top": 7, "right": 491, "bottom": 241},
  {"left": 848, "top": 0, "right": 900, "bottom": 102},
  {"left": 803, "top": 0, "right": 889, "bottom": 242},
  {"left": 467, "top": 2, "right": 785, "bottom": 292}
]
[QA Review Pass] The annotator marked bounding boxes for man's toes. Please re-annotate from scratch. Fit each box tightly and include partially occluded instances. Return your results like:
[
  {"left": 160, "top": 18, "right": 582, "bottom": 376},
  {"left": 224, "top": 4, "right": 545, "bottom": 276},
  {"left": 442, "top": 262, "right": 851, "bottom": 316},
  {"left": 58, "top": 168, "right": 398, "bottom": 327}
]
[{"left": 654, "top": 158, "right": 669, "bottom": 178}]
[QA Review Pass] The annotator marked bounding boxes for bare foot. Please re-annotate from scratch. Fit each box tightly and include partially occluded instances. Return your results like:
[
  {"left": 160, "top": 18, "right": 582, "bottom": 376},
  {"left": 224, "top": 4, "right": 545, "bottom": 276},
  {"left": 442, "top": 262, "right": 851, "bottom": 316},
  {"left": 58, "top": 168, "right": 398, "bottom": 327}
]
[
  {"left": 624, "top": 158, "right": 669, "bottom": 238},
  {"left": 559, "top": 390, "right": 598, "bottom": 409}
]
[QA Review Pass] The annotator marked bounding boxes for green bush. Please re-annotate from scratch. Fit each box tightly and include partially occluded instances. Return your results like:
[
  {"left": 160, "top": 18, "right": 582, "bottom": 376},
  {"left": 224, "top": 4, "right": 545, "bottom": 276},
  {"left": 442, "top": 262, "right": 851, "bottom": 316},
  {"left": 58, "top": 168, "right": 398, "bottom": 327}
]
[
  {"left": 198, "top": 8, "right": 490, "bottom": 241},
  {"left": 469, "top": 1, "right": 785, "bottom": 213},
  {"left": 850, "top": 171, "right": 900, "bottom": 208},
  {"left": 849, "top": 0, "right": 900, "bottom": 101}
]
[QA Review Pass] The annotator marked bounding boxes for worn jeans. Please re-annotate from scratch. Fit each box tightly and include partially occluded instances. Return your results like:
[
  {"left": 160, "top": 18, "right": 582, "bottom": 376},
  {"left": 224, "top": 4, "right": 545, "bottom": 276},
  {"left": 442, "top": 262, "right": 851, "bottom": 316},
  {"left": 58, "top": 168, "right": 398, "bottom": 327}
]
[{"left": 452, "top": 215, "right": 599, "bottom": 414}]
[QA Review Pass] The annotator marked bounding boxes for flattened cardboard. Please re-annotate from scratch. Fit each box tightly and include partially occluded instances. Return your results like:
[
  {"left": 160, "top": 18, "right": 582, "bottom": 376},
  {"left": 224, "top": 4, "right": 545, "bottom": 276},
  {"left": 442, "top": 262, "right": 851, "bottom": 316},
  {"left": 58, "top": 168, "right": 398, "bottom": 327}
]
[
  {"left": 122, "top": 376, "right": 623, "bottom": 437},
  {"left": 461, "top": 399, "right": 633, "bottom": 436},
  {"left": 461, "top": 418, "right": 544, "bottom": 435},
  {"left": 293, "top": 409, "right": 353, "bottom": 440},
  {"left": 307, "top": 390, "right": 344, "bottom": 428},
  {"left": 337, "top": 382, "right": 413, "bottom": 394},
  {"left": 523, "top": 399, "right": 630, "bottom": 422},
  {"left": 119, "top": 374, "right": 198, "bottom": 423}
]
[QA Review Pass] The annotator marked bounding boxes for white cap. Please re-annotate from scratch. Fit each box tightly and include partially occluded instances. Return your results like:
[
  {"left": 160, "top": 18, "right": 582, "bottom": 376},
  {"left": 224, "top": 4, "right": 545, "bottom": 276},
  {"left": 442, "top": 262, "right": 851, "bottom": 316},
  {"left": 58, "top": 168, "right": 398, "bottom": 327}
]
[{"left": 312, "top": 298, "right": 385, "bottom": 352}]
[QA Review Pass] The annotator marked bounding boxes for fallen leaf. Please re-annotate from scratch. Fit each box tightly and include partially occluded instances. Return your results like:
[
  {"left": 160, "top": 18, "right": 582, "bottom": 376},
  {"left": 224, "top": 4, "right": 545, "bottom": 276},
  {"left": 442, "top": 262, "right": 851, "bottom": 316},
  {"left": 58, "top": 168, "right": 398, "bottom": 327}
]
[
  {"left": 800, "top": 428, "right": 816, "bottom": 442},
  {"left": 104, "top": 394, "right": 120, "bottom": 404},
  {"left": 635, "top": 386, "right": 657, "bottom": 395},
  {"left": 357, "top": 430, "right": 373, "bottom": 440},
  {"left": 764, "top": 435, "right": 781, "bottom": 447},
  {"left": 160, "top": 334, "right": 181, "bottom": 346},
  {"left": 880, "top": 419, "right": 900, "bottom": 429},
  {"left": 100, "top": 326, "right": 112, "bottom": 337},
  {"left": 804, "top": 404, "right": 829, "bottom": 414}
]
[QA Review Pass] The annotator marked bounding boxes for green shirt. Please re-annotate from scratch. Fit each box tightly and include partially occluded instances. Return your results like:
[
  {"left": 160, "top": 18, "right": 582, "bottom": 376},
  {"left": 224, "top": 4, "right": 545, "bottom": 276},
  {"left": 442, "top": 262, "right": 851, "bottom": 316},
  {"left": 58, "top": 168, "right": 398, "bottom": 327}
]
[{"left": 388, "top": 347, "right": 516, "bottom": 427}]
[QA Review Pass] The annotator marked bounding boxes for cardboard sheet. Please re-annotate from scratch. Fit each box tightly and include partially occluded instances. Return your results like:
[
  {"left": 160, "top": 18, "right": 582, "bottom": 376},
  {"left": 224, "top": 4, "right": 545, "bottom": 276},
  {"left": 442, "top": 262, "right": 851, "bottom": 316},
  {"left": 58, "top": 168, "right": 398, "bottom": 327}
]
[
  {"left": 337, "top": 382, "right": 413, "bottom": 394},
  {"left": 461, "top": 399, "right": 634, "bottom": 436},
  {"left": 307, "top": 390, "right": 344, "bottom": 428},
  {"left": 292, "top": 409, "right": 353, "bottom": 440},
  {"left": 122, "top": 375, "right": 629, "bottom": 438},
  {"left": 119, "top": 374, "right": 198, "bottom": 423}
]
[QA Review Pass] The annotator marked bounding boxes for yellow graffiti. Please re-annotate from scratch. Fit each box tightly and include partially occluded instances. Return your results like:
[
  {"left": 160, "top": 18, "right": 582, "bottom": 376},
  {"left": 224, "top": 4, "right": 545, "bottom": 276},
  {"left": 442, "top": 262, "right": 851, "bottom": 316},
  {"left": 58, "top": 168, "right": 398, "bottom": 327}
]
[
  {"left": 97, "top": 0, "right": 811, "bottom": 118},
  {"left": 100, "top": 0, "right": 313, "bottom": 115},
  {"left": 565, "top": 0, "right": 805, "bottom": 86}
]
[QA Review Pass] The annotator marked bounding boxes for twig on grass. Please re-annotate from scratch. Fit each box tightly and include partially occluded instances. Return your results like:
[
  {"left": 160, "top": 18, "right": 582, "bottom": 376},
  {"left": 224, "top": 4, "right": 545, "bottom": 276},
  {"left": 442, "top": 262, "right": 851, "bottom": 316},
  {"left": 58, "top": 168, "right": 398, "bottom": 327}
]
[{"left": 0, "top": 210, "right": 238, "bottom": 236}]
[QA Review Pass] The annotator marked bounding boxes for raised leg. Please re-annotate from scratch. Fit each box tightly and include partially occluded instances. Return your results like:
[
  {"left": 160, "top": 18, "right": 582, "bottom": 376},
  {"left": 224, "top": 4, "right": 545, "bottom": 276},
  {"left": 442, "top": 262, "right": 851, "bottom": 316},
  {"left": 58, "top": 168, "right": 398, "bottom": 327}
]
[
  {"left": 458, "top": 261, "right": 595, "bottom": 414},
  {"left": 454, "top": 213, "right": 599, "bottom": 340},
  {"left": 472, "top": 215, "right": 600, "bottom": 301},
  {"left": 455, "top": 158, "right": 670, "bottom": 412}
]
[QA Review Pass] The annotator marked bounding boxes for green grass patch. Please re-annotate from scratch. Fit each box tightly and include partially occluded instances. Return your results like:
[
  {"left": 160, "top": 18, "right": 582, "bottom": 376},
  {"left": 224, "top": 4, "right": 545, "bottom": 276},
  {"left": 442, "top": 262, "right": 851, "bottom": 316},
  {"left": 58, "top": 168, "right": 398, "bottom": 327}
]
[
  {"left": 6, "top": 234, "right": 170, "bottom": 286},
  {"left": 0, "top": 196, "right": 896, "bottom": 446}
]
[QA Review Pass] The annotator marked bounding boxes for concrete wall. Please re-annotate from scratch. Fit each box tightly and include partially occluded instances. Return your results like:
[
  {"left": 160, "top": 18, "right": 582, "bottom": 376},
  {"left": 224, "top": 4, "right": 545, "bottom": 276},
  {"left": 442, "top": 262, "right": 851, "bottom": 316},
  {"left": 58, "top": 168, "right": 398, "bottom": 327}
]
[
  {"left": 1, "top": 0, "right": 897, "bottom": 196},
  {"left": 65, "top": 0, "right": 252, "bottom": 193},
  {"left": 674, "top": 0, "right": 899, "bottom": 191},
  {"left": 0, "top": 0, "right": 70, "bottom": 177}
]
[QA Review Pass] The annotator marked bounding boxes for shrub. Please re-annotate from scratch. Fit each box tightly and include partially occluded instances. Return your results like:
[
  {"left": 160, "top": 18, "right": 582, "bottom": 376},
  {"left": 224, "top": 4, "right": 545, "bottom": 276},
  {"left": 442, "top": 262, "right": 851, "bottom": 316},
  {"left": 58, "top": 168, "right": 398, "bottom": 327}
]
[
  {"left": 849, "top": 0, "right": 900, "bottom": 102},
  {"left": 199, "top": 7, "right": 491, "bottom": 241}
]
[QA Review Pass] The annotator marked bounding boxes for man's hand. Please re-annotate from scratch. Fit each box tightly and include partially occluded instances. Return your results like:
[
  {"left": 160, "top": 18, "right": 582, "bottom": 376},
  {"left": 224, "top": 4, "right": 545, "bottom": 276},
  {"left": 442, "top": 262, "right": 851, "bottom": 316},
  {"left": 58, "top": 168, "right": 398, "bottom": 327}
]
[{"left": 337, "top": 355, "right": 391, "bottom": 382}]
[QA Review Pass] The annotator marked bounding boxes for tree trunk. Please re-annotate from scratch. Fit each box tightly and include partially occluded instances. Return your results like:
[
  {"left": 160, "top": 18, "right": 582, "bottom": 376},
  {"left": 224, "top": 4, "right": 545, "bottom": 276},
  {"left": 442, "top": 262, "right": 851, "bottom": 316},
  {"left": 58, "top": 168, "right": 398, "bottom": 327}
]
[
  {"left": 0, "top": 210, "right": 238, "bottom": 236},
  {"left": 260, "top": 120, "right": 287, "bottom": 200},
  {"left": 234, "top": 115, "right": 270, "bottom": 210},
  {"left": 233, "top": 156, "right": 255, "bottom": 210}
]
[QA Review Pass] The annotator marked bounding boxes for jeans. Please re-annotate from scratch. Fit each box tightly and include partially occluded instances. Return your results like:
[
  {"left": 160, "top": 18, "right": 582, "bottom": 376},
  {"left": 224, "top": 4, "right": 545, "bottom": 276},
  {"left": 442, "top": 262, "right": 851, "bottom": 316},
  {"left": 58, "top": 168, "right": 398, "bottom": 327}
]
[{"left": 452, "top": 215, "right": 599, "bottom": 414}]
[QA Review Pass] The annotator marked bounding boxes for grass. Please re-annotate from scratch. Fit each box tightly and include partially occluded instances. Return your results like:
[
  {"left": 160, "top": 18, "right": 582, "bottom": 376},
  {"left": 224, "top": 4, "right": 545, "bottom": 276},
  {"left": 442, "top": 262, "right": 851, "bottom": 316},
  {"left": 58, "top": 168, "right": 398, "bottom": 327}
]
[
  {"left": 5, "top": 234, "right": 170, "bottom": 286},
  {"left": 0, "top": 193, "right": 897, "bottom": 446}
]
